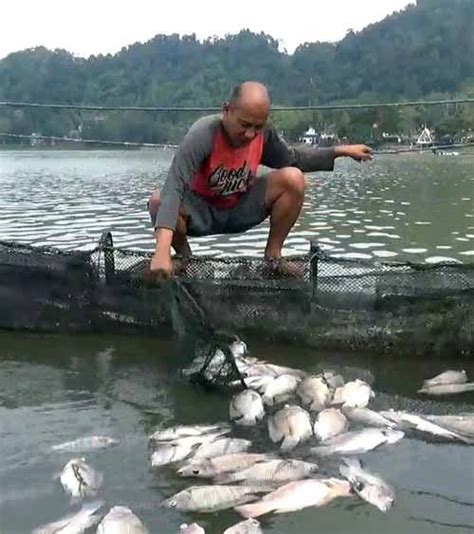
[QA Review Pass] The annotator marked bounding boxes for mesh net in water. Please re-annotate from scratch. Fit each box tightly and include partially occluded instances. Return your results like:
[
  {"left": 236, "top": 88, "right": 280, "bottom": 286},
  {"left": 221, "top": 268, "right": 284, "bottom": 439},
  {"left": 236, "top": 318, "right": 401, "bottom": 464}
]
[{"left": 0, "top": 231, "right": 472, "bottom": 387}]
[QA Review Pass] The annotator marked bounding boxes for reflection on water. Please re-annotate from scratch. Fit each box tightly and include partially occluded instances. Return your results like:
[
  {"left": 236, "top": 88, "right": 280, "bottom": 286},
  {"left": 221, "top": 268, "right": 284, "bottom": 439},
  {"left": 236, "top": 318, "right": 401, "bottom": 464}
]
[
  {"left": 0, "top": 331, "right": 473, "bottom": 533},
  {"left": 0, "top": 149, "right": 473, "bottom": 262}
]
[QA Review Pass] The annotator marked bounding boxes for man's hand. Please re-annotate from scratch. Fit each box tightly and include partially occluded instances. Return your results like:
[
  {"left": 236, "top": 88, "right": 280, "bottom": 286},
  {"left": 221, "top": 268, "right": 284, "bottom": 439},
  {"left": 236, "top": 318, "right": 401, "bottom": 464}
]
[
  {"left": 335, "top": 144, "right": 374, "bottom": 162},
  {"left": 149, "top": 250, "right": 173, "bottom": 279}
]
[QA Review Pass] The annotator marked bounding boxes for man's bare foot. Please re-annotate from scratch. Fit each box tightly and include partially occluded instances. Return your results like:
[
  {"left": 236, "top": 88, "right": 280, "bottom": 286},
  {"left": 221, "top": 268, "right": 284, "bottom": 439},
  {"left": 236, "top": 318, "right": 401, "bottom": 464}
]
[{"left": 261, "top": 256, "right": 305, "bottom": 279}]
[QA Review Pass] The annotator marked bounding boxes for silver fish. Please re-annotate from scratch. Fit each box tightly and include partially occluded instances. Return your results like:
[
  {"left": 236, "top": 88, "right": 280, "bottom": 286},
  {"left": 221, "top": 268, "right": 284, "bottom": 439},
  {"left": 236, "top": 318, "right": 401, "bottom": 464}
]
[
  {"left": 32, "top": 500, "right": 104, "bottom": 534},
  {"left": 311, "top": 428, "right": 404, "bottom": 456},
  {"left": 339, "top": 457, "right": 395, "bottom": 512},
  {"left": 244, "top": 362, "right": 306, "bottom": 379},
  {"left": 321, "top": 370, "right": 345, "bottom": 389},
  {"left": 313, "top": 408, "right": 349, "bottom": 441},
  {"left": 97, "top": 506, "right": 148, "bottom": 534},
  {"left": 296, "top": 376, "right": 331, "bottom": 412},
  {"left": 380, "top": 410, "right": 473, "bottom": 443},
  {"left": 342, "top": 406, "right": 398, "bottom": 429},
  {"left": 149, "top": 423, "right": 230, "bottom": 443},
  {"left": 235, "top": 478, "right": 351, "bottom": 518},
  {"left": 59, "top": 458, "right": 103, "bottom": 502},
  {"left": 332, "top": 379, "right": 374, "bottom": 408},
  {"left": 242, "top": 375, "right": 275, "bottom": 393},
  {"left": 423, "top": 370, "right": 467, "bottom": 388},
  {"left": 192, "top": 437, "right": 252, "bottom": 459},
  {"left": 178, "top": 453, "right": 269, "bottom": 478},
  {"left": 425, "top": 413, "right": 474, "bottom": 438},
  {"left": 268, "top": 405, "right": 313, "bottom": 451},
  {"left": 150, "top": 431, "right": 233, "bottom": 467},
  {"left": 180, "top": 523, "right": 206, "bottom": 534},
  {"left": 162, "top": 485, "right": 261, "bottom": 512},
  {"left": 262, "top": 374, "right": 300, "bottom": 406},
  {"left": 223, "top": 518, "right": 263, "bottom": 534},
  {"left": 216, "top": 459, "right": 319, "bottom": 485},
  {"left": 417, "top": 382, "right": 474, "bottom": 396},
  {"left": 51, "top": 436, "right": 118, "bottom": 452},
  {"left": 230, "top": 390, "right": 265, "bottom": 426}
]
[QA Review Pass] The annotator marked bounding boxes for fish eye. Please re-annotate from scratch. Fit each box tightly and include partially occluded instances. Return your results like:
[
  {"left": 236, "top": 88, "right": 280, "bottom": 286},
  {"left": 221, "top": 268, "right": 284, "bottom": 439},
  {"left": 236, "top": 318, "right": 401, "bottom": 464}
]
[{"left": 168, "top": 500, "right": 177, "bottom": 508}]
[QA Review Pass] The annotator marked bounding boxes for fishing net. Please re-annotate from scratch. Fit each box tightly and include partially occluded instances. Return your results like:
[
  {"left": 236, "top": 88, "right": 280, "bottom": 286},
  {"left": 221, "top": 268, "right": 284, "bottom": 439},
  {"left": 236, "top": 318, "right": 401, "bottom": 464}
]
[{"left": 0, "top": 231, "right": 472, "bottom": 386}]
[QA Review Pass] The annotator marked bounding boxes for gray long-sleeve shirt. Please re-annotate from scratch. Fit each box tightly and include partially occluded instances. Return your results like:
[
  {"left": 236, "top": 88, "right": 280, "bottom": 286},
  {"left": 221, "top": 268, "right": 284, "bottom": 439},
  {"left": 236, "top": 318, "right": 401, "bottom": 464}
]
[{"left": 155, "top": 114, "right": 336, "bottom": 230}]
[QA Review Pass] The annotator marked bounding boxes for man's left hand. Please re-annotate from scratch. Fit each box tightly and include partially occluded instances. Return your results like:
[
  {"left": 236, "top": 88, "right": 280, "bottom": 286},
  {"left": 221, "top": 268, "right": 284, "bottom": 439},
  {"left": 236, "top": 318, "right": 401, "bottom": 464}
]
[{"left": 335, "top": 144, "right": 374, "bottom": 162}]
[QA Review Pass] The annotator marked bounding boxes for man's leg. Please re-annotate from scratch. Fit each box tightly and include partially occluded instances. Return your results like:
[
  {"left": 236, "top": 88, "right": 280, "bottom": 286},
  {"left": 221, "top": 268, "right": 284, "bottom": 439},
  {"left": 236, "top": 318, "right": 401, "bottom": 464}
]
[
  {"left": 263, "top": 167, "right": 306, "bottom": 260},
  {"left": 148, "top": 189, "right": 191, "bottom": 257}
]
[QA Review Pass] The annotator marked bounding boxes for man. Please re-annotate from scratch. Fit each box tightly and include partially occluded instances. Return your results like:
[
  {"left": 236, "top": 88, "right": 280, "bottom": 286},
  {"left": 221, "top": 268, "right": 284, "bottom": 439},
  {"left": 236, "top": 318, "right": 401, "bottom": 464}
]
[{"left": 149, "top": 81, "right": 372, "bottom": 277}]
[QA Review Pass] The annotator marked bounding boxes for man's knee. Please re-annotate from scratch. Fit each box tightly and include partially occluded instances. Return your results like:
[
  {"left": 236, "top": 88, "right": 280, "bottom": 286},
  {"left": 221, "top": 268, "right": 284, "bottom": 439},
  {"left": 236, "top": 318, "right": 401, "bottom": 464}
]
[{"left": 275, "top": 167, "right": 307, "bottom": 196}]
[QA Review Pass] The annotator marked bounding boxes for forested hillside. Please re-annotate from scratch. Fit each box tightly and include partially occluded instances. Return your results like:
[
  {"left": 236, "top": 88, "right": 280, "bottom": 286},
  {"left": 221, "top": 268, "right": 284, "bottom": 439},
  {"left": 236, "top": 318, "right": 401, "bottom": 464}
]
[{"left": 1, "top": 0, "right": 473, "bottom": 144}]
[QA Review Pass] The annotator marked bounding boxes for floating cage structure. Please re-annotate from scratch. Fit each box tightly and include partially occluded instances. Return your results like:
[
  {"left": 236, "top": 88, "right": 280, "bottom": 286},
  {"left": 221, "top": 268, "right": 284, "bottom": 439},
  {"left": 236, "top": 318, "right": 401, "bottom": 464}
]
[{"left": 0, "top": 231, "right": 472, "bottom": 358}]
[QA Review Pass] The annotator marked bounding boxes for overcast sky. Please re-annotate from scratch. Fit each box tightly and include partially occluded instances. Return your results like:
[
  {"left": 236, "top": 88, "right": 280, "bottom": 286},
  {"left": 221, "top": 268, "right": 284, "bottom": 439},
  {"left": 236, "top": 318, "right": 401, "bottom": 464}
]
[{"left": 1, "top": 0, "right": 413, "bottom": 59}]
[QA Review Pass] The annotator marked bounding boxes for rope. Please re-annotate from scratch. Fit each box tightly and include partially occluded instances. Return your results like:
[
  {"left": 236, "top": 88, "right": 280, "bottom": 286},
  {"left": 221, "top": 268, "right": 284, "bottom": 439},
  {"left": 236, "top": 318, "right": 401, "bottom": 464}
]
[
  {"left": 1, "top": 97, "right": 473, "bottom": 113},
  {"left": 0, "top": 132, "right": 178, "bottom": 149},
  {"left": 2, "top": 132, "right": 473, "bottom": 153}
]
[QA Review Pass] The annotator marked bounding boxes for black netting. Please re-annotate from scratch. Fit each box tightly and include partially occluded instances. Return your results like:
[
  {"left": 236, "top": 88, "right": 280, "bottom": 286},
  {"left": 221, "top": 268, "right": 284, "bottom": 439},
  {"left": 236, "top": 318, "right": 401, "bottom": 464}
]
[{"left": 0, "top": 232, "right": 472, "bottom": 361}]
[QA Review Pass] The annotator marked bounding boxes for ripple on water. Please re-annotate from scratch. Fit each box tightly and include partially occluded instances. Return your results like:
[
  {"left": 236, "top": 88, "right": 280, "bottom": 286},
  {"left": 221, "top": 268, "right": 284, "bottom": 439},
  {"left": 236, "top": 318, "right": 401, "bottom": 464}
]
[
  {"left": 425, "top": 256, "right": 462, "bottom": 264},
  {"left": 402, "top": 248, "right": 429, "bottom": 254}
]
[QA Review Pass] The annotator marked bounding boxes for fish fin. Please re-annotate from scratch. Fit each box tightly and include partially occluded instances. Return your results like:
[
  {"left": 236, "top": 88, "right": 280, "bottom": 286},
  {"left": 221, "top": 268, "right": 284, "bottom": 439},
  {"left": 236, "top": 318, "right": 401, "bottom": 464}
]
[{"left": 341, "top": 456, "right": 362, "bottom": 469}]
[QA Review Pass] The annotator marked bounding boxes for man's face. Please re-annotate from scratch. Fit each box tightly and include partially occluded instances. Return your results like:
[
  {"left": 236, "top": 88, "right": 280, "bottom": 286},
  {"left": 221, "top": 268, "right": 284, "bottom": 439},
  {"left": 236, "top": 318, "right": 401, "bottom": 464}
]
[{"left": 222, "top": 102, "right": 269, "bottom": 147}]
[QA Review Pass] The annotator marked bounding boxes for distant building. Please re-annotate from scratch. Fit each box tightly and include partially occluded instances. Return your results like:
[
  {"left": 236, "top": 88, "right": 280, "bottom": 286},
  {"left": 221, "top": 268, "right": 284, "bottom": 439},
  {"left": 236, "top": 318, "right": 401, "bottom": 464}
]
[
  {"left": 382, "top": 132, "right": 402, "bottom": 143},
  {"left": 416, "top": 127, "right": 434, "bottom": 147},
  {"left": 300, "top": 127, "right": 319, "bottom": 145},
  {"left": 299, "top": 127, "right": 336, "bottom": 146}
]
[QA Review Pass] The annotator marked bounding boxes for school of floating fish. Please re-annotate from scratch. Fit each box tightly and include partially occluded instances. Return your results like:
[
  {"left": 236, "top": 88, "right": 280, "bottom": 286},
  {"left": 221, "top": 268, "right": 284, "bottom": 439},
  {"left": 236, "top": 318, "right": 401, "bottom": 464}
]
[{"left": 31, "top": 339, "right": 474, "bottom": 533}]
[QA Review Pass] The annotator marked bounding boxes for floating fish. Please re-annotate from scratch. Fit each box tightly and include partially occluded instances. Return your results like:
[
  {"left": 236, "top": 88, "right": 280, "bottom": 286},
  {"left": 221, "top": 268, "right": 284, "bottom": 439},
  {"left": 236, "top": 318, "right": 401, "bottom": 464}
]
[
  {"left": 97, "top": 505, "right": 148, "bottom": 533},
  {"left": 267, "top": 405, "right": 313, "bottom": 451},
  {"left": 235, "top": 478, "right": 351, "bottom": 518}
]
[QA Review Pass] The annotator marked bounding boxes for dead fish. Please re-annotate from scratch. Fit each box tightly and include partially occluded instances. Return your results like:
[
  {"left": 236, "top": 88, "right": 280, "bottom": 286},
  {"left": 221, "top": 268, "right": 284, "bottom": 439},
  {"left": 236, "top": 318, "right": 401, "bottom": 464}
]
[
  {"left": 242, "top": 375, "right": 275, "bottom": 393},
  {"left": 178, "top": 453, "right": 270, "bottom": 479},
  {"left": 97, "top": 506, "right": 148, "bottom": 533},
  {"left": 321, "top": 370, "right": 345, "bottom": 389},
  {"left": 59, "top": 458, "right": 103, "bottom": 502},
  {"left": 311, "top": 428, "right": 404, "bottom": 456},
  {"left": 230, "top": 390, "right": 265, "bottom": 426},
  {"left": 380, "top": 411, "right": 473, "bottom": 443},
  {"left": 150, "top": 430, "right": 233, "bottom": 466},
  {"left": 339, "top": 457, "right": 395, "bottom": 512},
  {"left": 192, "top": 437, "right": 252, "bottom": 459},
  {"left": 262, "top": 374, "right": 300, "bottom": 406},
  {"left": 235, "top": 478, "right": 351, "bottom": 518},
  {"left": 180, "top": 524, "right": 206, "bottom": 534},
  {"left": 216, "top": 459, "right": 319, "bottom": 485},
  {"left": 162, "top": 485, "right": 261, "bottom": 512},
  {"left": 223, "top": 518, "right": 263, "bottom": 534},
  {"left": 149, "top": 423, "right": 230, "bottom": 443},
  {"left": 51, "top": 435, "right": 118, "bottom": 453},
  {"left": 417, "top": 382, "right": 474, "bottom": 396},
  {"left": 267, "top": 405, "right": 313, "bottom": 451},
  {"left": 313, "top": 408, "right": 349, "bottom": 441},
  {"left": 425, "top": 413, "right": 474, "bottom": 438},
  {"left": 245, "top": 362, "right": 306, "bottom": 379},
  {"left": 32, "top": 500, "right": 104, "bottom": 534},
  {"left": 342, "top": 406, "right": 398, "bottom": 429},
  {"left": 296, "top": 376, "right": 331, "bottom": 412},
  {"left": 423, "top": 370, "right": 467, "bottom": 388},
  {"left": 332, "top": 379, "right": 374, "bottom": 408}
]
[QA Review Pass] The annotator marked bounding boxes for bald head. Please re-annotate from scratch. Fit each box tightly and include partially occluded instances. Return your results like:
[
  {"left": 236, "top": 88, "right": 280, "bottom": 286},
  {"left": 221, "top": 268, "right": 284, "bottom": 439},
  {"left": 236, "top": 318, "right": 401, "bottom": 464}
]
[
  {"left": 222, "top": 81, "right": 271, "bottom": 147},
  {"left": 230, "top": 81, "right": 271, "bottom": 111}
]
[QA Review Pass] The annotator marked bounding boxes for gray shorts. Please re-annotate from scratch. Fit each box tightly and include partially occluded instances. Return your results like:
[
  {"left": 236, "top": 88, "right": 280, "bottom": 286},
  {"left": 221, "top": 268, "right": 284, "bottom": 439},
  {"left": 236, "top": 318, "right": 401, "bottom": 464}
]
[{"left": 151, "top": 176, "right": 270, "bottom": 237}]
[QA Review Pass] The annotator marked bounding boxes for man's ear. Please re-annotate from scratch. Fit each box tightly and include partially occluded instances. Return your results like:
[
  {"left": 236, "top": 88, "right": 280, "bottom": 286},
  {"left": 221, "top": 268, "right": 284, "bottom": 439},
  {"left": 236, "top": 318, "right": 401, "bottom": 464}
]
[{"left": 222, "top": 102, "right": 231, "bottom": 115}]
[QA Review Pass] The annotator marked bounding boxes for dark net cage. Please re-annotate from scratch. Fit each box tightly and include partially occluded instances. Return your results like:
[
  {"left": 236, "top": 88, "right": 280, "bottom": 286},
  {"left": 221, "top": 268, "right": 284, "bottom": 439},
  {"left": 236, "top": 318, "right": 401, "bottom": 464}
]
[{"left": 0, "top": 231, "right": 472, "bottom": 386}]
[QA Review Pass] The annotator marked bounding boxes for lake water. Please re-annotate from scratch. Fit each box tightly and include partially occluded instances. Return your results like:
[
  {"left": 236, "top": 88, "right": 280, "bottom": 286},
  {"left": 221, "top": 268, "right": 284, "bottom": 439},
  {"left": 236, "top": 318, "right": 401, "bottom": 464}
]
[
  {"left": 0, "top": 149, "right": 473, "bottom": 261},
  {"left": 0, "top": 149, "right": 473, "bottom": 534}
]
